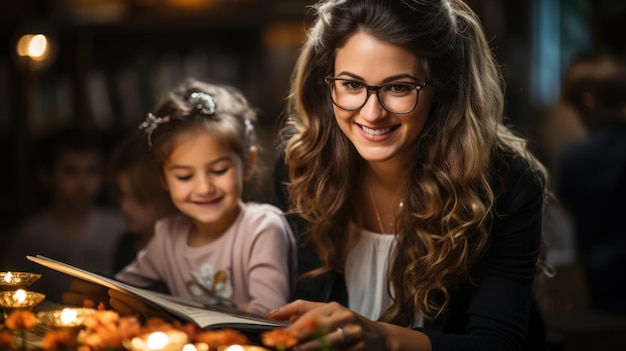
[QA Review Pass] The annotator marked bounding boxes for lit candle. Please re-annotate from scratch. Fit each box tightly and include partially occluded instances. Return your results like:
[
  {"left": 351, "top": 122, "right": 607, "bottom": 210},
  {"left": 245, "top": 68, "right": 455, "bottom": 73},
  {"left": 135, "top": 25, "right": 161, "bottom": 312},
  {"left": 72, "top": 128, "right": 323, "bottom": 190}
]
[
  {"left": 127, "top": 330, "right": 188, "bottom": 351},
  {"left": 60, "top": 308, "right": 78, "bottom": 325},
  {"left": 13, "top": 289, "right": 26, "bottom": 304},
  {"left": 0, "top": 289, "right": 45, "bottom": 316},
  {"left": 4, "top": 272, "right": 17, "bottom": 284},
  {"left": 37, "top": 307, "right": 95, "bottom": 328},
  {"left": 0, "top": 271, "right": 42, "bottom": 288},
  {"left": 147, "top": 332, "right": 169, "bottom": 350}
]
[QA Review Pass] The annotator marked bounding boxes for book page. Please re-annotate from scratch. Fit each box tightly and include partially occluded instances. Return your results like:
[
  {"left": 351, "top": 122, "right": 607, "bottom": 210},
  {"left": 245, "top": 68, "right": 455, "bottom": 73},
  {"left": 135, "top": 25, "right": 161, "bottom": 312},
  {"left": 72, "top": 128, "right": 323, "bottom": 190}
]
[{"left": 26, "top": 255, "right": 285, "bottom": 331}]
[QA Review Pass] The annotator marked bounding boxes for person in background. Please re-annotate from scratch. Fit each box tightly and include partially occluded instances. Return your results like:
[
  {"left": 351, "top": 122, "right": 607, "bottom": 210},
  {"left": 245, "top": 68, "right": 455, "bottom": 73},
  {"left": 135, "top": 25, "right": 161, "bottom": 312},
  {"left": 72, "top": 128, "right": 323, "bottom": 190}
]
[
  {"left": 556, "top": 51, "right": 626, "bottom": 315},
  {"left": 270, "top": 0, "right": 549, "bottom": 350},
  {"left": 3, "top": 126, "right": 125, "bottom": 302},
  {"left": 102, "top": 79, "right": 295, "bottom": 316},
  {"left": 108, "top": 130, "right": 178, "bottom": 274}
]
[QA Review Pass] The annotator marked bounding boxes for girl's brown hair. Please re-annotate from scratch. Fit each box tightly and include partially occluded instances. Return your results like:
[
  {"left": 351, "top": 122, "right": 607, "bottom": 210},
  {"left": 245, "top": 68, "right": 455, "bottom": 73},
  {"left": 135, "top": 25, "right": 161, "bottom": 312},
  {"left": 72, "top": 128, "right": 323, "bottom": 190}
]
[{"left": 147, "top": 79, "right": 261, "bottom": 200}]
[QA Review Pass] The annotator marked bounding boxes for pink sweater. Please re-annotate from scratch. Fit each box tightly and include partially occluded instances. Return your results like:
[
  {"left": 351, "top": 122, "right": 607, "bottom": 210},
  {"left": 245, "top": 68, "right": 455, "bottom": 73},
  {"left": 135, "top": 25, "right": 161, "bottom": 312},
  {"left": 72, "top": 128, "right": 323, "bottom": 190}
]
[{"left": 115, "top": 203, "right": 295, "bottom": 316}]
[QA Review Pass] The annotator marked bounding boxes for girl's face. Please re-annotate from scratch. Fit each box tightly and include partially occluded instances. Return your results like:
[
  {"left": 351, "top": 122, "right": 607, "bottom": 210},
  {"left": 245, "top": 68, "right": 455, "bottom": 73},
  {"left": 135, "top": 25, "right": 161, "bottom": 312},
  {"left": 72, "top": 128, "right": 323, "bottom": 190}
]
[
  {"left": 117, "top": 172, "right": 161, "bottom": 234},
  {"left": 332, "top": 32, "right": 433, "bottom": 168},
  {"left": 162, "top": 130, "right": 251, "bottom": 235}
]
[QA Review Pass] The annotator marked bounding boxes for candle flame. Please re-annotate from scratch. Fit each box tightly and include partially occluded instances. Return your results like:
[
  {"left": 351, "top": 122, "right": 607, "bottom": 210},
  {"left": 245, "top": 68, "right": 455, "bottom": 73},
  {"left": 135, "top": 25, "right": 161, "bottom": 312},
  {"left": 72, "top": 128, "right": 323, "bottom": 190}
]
[
  {"left": 60, "top": 308, "right": 78, "bottom": 325},
  {"left": 147, "top": 331, "right": 170, "bottom": 350},
  {"left": 13, "top": 289, "right": 26, "bottom": 303},
  {"left": 4, "top": 272, "right": 13, "bottom": 283}
]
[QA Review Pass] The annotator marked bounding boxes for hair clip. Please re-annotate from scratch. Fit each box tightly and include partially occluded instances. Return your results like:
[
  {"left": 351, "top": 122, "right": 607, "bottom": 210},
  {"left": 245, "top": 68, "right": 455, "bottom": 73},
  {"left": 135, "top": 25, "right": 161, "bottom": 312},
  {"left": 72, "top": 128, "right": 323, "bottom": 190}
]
[
  {"left": 189, "top": 92, "right": 216, "bottom": 116},
  {"left": 244, "top": 119, "right": 254, "bottom": 139},
  {"left": 139, "top": 113, "right": 170, "bottom": 147}
]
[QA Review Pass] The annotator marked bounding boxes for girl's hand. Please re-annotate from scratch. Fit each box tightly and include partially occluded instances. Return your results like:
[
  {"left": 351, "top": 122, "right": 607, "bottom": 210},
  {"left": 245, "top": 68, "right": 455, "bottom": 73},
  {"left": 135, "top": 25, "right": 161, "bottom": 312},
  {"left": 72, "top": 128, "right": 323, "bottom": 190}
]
[
  {"left": 108, "top": 289, "right": 161, "bottom": 317},
  {"left": 268, "top": 299, "right": 388, "bottom": 351},
  {"left": 61, "top": 279, "right": 110, "bottom": 308}
]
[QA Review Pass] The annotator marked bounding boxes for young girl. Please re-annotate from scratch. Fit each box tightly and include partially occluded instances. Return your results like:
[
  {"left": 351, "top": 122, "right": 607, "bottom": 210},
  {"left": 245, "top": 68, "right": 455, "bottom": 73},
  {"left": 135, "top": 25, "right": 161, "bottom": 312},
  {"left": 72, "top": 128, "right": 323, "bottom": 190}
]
[{"left": 114, "top": 79, "right": 295, "bottom": 316}]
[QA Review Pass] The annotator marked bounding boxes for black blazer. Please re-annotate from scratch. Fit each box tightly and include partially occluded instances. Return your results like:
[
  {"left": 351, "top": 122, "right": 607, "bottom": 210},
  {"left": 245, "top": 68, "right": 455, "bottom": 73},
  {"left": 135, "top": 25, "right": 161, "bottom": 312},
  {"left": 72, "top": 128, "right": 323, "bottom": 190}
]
[{"left": 273, "top": 149, "right": 547, "bottom": 351}]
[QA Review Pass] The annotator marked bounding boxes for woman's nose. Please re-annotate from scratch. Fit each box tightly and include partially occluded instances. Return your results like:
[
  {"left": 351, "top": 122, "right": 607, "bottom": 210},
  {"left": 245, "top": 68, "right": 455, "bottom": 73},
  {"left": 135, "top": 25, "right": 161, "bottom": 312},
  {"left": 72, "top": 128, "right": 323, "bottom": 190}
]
[{"left": 360, "top": 92, "right": 387, "bottom": 121}]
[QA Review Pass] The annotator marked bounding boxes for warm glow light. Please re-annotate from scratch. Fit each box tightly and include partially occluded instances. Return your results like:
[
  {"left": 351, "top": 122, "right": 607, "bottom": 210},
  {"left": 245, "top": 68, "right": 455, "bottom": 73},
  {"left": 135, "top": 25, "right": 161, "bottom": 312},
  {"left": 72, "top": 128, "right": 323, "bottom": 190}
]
[
  {"left": 0, "top": 272, "right": 40, "bottom": 287},
  {"left": 13, "top": 289, "right": 26, "bottom": 304},
  {"left": 16, "top": 34, "right": 49, "bottom": 61},
  {"left": 146, "top": 332, "right": 170, "bottom": 350},
  {"left": 60, "top": 308, "right": 78, "bottom": 325},
  {"left": 28, "top": 34, "right": 48, "bottom": 58},
  {"left": 129, "top": 330, "right": 188, "bottom": 351},
  {"left": 182, "top": 344, "right": 197, "bottom": 351},
  {"left": 225, "top": 346, "right": 245, "bottom": 351}
]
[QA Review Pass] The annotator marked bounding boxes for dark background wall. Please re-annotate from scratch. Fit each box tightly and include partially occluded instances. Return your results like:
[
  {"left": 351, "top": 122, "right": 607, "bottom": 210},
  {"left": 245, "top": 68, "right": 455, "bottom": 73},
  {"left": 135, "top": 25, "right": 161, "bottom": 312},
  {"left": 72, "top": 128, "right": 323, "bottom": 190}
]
[
  {"left": 2, "top": 0, "right": 626, "bottom": 245},
  {"left": 2, "top": 0, "right": 626, "bottom": 226}
]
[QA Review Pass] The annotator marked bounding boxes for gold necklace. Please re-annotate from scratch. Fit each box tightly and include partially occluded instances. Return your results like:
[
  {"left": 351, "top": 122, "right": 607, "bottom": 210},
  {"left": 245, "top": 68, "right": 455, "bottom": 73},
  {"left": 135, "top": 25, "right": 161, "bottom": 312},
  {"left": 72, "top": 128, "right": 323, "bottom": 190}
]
[{"left": 366, "top": 179, "right": 403, "bottom": 234}]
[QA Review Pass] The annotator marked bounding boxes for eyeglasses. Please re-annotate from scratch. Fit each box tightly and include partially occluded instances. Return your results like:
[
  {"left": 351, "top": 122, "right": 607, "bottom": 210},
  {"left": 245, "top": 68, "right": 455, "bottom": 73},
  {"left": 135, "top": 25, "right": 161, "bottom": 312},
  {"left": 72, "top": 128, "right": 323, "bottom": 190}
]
[{"left": 325, "top": 77, "right": 428, "bottom": 114}]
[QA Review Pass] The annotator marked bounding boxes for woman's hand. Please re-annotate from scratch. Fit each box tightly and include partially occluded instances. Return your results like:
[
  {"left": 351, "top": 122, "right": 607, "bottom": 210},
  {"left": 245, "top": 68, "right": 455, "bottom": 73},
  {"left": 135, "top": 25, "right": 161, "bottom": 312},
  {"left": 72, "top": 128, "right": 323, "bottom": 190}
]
[{"left": 268, "top": 300, "right": 388, "bottom": 351}]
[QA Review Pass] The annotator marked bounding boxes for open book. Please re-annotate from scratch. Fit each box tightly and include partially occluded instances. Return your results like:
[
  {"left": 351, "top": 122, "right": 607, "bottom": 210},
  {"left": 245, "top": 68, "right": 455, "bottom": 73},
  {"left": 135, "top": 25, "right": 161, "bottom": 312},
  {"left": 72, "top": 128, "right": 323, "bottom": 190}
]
[{"left": 27, "top": 255, "right": 286, "bottom": 332}]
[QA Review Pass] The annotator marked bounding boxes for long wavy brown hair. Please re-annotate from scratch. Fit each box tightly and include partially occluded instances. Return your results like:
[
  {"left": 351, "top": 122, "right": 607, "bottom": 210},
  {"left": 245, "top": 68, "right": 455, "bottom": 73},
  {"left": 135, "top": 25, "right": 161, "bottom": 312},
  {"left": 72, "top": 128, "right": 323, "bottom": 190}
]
[{"left": 280, "top": 0, "right": 548, "bottom": 325}]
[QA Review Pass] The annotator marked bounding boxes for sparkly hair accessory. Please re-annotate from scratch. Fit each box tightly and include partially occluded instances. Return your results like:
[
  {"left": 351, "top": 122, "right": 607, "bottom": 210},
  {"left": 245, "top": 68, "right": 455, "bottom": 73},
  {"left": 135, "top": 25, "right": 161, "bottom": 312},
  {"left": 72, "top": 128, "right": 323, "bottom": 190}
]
[
  {"left": 189, "top": 92, "right": 216, "bottom": 116},
  {"left": 244, "top": 119, "right": 254, "bottom": 138},
  {"left": 138, "top": 113, "right": 170, "bottom": 147}
]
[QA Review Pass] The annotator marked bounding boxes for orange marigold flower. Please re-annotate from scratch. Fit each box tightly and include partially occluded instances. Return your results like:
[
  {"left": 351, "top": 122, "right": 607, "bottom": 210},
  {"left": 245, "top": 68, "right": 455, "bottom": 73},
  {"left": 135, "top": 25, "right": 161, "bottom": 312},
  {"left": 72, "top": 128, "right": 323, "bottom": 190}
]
[
  {"left": 77, "top": 310, "right": 143, "bottom": 350},
  {"left": 42, "top": 329, "right": 76, "bottom": 351},
  {"left": 0, "top": 329, "right": 15, "bottom": 350},
  {"left": 194, "top": 328, "right": 249, "bottom": 346},
  {"left": 5, "top": 309, "right": 38, "bottom": 330},
  {"left": 180, "top": 323, "right": 201, "bottom": 342},
  {"left": 261, "top": 328, "right": 299, "bottom": 349},
  {"left": 142, "top": 318, "right": 175, "bottom": 333}
]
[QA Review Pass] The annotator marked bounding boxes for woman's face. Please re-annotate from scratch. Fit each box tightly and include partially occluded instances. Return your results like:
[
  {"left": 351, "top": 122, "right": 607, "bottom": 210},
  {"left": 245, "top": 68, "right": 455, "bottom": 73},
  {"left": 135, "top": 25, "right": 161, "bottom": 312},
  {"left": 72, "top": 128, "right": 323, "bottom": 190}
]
[{"left": 331, "top": 32, "right": 433, "bottom": 167}]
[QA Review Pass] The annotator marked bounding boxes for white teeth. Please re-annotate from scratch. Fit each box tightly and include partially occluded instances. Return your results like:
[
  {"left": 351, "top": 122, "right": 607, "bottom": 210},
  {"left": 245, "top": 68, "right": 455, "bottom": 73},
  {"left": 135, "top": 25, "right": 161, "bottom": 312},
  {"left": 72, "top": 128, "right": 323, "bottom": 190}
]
[{"left": 361, "top": 125, "right": 392, "bottom": 136}]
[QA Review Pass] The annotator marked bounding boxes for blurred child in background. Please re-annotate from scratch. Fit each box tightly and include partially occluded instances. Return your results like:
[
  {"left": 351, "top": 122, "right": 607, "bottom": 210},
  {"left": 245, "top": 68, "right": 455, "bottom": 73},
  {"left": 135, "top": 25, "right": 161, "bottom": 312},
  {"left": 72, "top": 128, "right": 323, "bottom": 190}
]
[
  {"left": 108, "top": 130, "right": 178, "bottom": 274},
  {"left": 3, "top": 126, "right": 125, "bottom": 302}
]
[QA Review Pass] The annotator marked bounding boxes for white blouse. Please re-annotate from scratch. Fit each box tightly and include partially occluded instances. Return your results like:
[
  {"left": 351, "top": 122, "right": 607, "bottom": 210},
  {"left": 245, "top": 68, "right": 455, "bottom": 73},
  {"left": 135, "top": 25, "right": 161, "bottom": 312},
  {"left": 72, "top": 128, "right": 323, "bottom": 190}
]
[{"left": 344, "top": 228, "right": 424, "bottom": 327}]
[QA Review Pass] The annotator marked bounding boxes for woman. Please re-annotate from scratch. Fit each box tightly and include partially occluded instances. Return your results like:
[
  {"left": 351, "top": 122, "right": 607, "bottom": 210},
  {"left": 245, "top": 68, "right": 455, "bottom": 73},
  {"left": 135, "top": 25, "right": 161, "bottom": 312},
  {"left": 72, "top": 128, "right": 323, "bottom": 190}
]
[{"left": 271, "top": 0, "right": 549, "bottom": 350}]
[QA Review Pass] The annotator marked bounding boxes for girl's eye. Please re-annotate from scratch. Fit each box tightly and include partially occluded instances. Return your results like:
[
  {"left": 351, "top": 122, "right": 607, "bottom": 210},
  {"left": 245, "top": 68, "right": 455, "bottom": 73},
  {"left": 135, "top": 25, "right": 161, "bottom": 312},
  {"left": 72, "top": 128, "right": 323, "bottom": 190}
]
[
  {"left": 175, "top": 175, "right": 192, "bottom": 181},
  {"left": 211, "top": 167, "right": 229, "bottom": 175}
]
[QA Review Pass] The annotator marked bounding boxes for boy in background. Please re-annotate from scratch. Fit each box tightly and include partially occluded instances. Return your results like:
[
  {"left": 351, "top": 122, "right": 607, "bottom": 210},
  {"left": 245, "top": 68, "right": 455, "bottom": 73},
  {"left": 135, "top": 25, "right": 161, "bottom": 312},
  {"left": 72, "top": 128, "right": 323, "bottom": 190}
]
[{"left": 3, "top": 126, "right": 125, "bottom": 302}]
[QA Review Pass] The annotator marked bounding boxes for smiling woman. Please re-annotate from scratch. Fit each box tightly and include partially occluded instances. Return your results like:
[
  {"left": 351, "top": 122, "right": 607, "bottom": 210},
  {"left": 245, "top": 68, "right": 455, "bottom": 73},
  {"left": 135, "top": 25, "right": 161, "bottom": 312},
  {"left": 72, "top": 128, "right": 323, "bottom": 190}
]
[{"left": 271, "top": 0, "right": 550, "bottom": 350}]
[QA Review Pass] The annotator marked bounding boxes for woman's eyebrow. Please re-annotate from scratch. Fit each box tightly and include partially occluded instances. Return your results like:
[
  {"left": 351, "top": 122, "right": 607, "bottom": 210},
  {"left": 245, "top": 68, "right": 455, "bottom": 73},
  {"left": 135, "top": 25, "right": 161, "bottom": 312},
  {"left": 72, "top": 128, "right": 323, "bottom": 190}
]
[{"left": 334, "top": 71, "right": 419, "bottom": 83}]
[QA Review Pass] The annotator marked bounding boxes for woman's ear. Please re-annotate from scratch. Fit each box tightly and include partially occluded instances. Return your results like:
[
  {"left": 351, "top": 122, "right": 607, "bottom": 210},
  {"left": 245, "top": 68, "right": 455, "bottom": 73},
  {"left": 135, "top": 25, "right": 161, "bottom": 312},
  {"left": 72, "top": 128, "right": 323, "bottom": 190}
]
[{"left": 243, "top": 146, "right": 258, "bottom": 181}]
